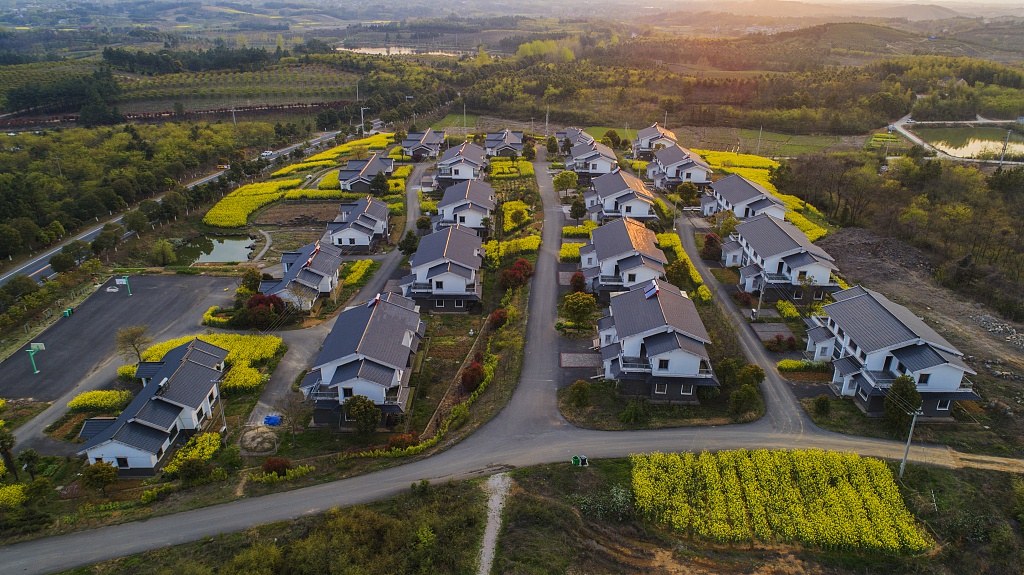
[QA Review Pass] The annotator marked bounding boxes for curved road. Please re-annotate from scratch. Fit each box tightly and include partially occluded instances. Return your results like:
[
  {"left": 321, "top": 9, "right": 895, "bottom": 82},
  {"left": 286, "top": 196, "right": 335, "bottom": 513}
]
[
  {"left": 892, "top": 114, "right": 1024, "bottom": 166},
  {"left": 0, "top": 161, "right": 1018, "bottom": 573}
]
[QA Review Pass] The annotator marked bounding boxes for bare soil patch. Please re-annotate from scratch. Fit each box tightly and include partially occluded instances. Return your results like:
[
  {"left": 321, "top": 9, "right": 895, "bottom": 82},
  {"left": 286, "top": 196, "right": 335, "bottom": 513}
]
[{"left": 253, "top": 202, "right": 340, "bottom": 226}]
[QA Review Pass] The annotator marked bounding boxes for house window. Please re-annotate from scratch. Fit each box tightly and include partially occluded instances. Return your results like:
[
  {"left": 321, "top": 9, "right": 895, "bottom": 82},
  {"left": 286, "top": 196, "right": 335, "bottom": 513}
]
[
  {"left": 348, "top": 238, "right": 356, "bottom": 245},
  {"left": 591, "top": 163, "right": 598, "bottom": 170},
  {"left": 157, "top": 447, "right": 164, "bottom": 459},
  {"left": 436, "top": 300, "right": 445, "bottom": 308},
  {"left": 455, "top": 300, "right": 465, "bottom": 308},
  {"left": 208, "top": 391, "right": 215, "bottom": 404},
  {"left": 625, "top": 205, "right": 632, "bottom": 213},
  {"left": 918, "top": 373, "right": 930, "bottom": 385},
  {"left": 604, "top": 335, "right": 612, "bottom": 344},
  {"left": 658, "top": 359, "right": 670, "bottom": 370},
  {"left": 342, "top": 387, "right": 353, "bottom": 398},
  {"left": 453, "top": 169, "right": 460, "bottom": 176},
  {"left": 685, "top": 172, "right": 692, "bottom": 180},
  {"left": 459, "top": 216, "right": 466, "bottom": 223},
  {"left": 857, "top": 387, "right": 869, "bottom": 401},
  {"left": 682, "top": 385, "right": 694, "bottom": 395},
  {"left": 435, "top": 281, "right": 444, "bottom": 290},
  {"left": 793, "top": 290, "right": 803, "bottom": 300},
  {"left": 654, "top": 383, "right": 668, "bottom": 394},
  {"left": 797, "top": 271, "right": 807, "bottom": 281},
  {"left": 858, "top": 350, "right": 866, "bottom": 361},
  {"left": 116, "top": 457, "right": 129, "bottom": 469},
  {"left": 937, "top": 399, "right": 951, "bottom": 410},
  {"left": 627, "top": 273, "right": 636, "bottom": 282},
  {"left": 814, "top": 290, "right": 824, "bottom": 300},
  {"left": 93, "top": 458, "right": 103, "bottom": 464}
]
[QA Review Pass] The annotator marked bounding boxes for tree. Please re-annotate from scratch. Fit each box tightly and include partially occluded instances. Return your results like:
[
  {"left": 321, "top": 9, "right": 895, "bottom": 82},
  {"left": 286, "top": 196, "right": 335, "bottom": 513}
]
[
  {"left": 115, "top": 324, "right": 152, "bottom": 363},
  {"left": 415, "top": 215, "right": 432, "bottom": 231},
  {"left": 522, "top": 142, "right": 536, "bottom": 161},
  {"left": 274, "top": 392, "right": 312, "bottom": 447},
  {"left": 62, "top": 240, "right": 92, "bottom": 264},
  {"left": 603, "top": 129, "right": 621, "bottom": 148},
  {"left": 570, "top": 198, "right": 587, "bottom": 225},
  {"left": 884, "top": 375, "right": 921, "bottom": 435},
  {"left": 15, "top": 448, "right": 40, "bottom": 480},
  {"left": 562, "top": 292, "right": 597, "bottom": 326},
  {"left": 344, "top": 395, "right": 380, "bottom": 434},
  {"left": 569, "top": 271, "right": 587, "bottom": 293},
  {"left": 241, "top": 268, "right": 262, "bottom": 292},
  {"left": 81, "top": 461, "right": 118, "bottom": 494},
  {"left": 122, "top": 210, "right": 149, "bottom": 236},
  {"left": 737, "top": 364, "right": 766, "bottom": 387},
  {"left": 553, "top": 170, "right": 578, "bottom": 197},
  {"left": 398, "top": 230, "right": 420, "bottom": 256},
  {"left": 675, "top": 182, "right": 699, "bottom": 204},
  {"left": 149, "top": 239, "right": 176, "bottom": 266},
  {"left": 370, "top": 172, "right": 389, "bottom": 196},
  {"left": 509, "top": 208, "right": 526, "bottom": 228},
  {"left": 48, "top": 252, "right": 78, "bottom": 274},
  {"left": 546, "top": 136, "right": 558, "bottom": 154},
  {"left": 0, "top": 223, "right": 23, "bottom": 258},
  {"left": 0, "top": 429, "right": 18, "bottom": 481},
  {"left": 3, "top": 274, "right": 39, "bottom": 299},
  {"left": 710, "top": 210, "right": 740, "bottom": 238}
]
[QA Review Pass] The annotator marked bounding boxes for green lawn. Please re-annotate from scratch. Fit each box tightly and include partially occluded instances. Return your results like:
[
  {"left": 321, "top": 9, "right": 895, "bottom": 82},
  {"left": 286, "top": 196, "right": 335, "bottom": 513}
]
[
  {"left": 584, "top": 126, "right": 636, "bottom": 142},
  {"left": 433, "top": 113, "right": 479, "bottom": 129}
]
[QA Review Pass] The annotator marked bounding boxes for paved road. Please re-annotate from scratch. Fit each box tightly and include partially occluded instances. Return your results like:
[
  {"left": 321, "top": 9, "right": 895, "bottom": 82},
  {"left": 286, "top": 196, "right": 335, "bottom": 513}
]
[
  {"left": 0, "top": 132, "right": 342, "bottom": 288},
  {"left": 2, "top": 162, "right": 1022, "bottom": 573}
]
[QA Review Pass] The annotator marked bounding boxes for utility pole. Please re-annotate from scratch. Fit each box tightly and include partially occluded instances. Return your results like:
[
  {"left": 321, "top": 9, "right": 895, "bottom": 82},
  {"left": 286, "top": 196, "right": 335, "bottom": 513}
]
[
  {"left": 754, "top": 271, "right": 766, "bottom": 320},
  {"left": 756, "top": 125, "right": 763, "bottom": 156},
  {"left": 664, "top": 111, "right": 668, "bottom": 129},
  {"left": 360, "top": 107, "right": 370, "bottom": 135},
  {"left": 545, "top": 106, "right": 549, "bottom": 137},
  {"left": 999, "top": 129, "right": 1012, "bottom": 168},
  {"left": 899, "top": 409, "right": 923, "bottom": 478},
  {"left": 356, "top": 79, "right": 359, "bottom": 103},
  {"left": 463, "top": 103, "right": 467, "bottom": 138},
  {"left": 231, "top": 107, "right": 237, "bottom": 127}
]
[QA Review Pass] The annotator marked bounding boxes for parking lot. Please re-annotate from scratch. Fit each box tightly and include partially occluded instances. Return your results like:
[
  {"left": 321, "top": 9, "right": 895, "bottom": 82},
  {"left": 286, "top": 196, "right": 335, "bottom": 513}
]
[{"left": 0, "top": 275, "right": 236, "bottom": 402}]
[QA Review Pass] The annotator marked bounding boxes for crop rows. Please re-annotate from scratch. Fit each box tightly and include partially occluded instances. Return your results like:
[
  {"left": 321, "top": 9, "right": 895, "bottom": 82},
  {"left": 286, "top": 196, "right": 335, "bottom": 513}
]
[
  {"left": 271, "top": 160, "right": 336, "bottom": 177},
  {"left": 118, "top": 65, "right": 355, "bottom": 102},
  {"left": 203, "top": 179, "right": 302, "bottom": 228},
  {"left": 631, "top": 450, "right": 929, "bottom": 554},
  {"left": 0, "top": 61, "right": 98, "bottom": 98}
]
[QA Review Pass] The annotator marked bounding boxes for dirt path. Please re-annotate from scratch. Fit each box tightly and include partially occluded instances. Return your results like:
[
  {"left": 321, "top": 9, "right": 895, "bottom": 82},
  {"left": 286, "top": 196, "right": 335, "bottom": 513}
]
[{"left": 477, "top": 473, "right": 511, "bottom": 575}]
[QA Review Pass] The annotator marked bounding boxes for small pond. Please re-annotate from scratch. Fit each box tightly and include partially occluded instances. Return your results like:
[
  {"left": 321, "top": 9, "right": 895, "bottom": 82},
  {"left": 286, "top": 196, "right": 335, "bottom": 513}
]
[
  {"left": 914, "top": 126, "right": 1024, "bottom": 159},
  {"left": 175, "top": 235, "right": 254, "bottom": 265}
]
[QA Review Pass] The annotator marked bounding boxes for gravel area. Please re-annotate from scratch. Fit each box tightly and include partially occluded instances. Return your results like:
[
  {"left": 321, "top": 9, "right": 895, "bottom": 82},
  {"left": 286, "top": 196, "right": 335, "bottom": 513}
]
[
  {"left": 560, "top": 353, "right": 602, "bottom": 368},
  {"left": 477, "top": 473, "right": 511, "bottom": 575}
]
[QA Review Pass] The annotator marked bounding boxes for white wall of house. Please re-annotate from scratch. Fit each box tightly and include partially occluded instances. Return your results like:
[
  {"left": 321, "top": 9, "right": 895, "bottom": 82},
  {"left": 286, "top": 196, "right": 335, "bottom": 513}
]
[
  {"left": 330, "top": 228, "right": 373, "bottom": 247},
  {"left": 598, "top": 256, "right": 661, "bottom": 286},
  {"left": 648, "top": 348, "right": 703, "bottom": 377},
  {"left": 331, "top": 376, "right": 393, "bottom": 404},
  {"left": 439, "top": 204, "right": 490, "bottom": 227},
  {"left": 577, "top": 156, "right": 616, "bottom": 174},
  {"left": 438, "top": 161, "right": 481, "bottom": 182},
  {"left": 614, "top": 197, "right": 657, "bottom": 218},
  {"left": 86, "top": 440, "right": 165, "bottom": 470}
]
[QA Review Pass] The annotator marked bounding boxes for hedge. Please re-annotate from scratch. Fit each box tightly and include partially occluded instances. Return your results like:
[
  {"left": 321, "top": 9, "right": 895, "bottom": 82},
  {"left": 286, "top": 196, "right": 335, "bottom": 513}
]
[
  {"left": 420, "top": 200, "right": 438, "bottom": 215},
  {"left": 270, "top": 160, "right": 335, "bottom": 177},
  {"left": 0, "top": 484, "right": 26, "bottom": 509},
  {"left": 657, "top": 233, "right": 704, "bottom": 288},
  {"left": 317, "top": 170, "right": 340, "bottom": 190},
  {"left": 249, "top": 465, "right": 315, "bottom": 484},
  {"left": 117, "top": 364, "right": 138, "bottom": 381},
  {"left": 776, "top": 300, "right": 800, "bottom": 320},
  {"left": 483, "top": 236, "right": 541, "bottom": 263},
  {"left": 559, "top": 242, "right": 582, "bottom": 262},
  {"left": 502, "top": 200, "right": 531, "bottom": 233},
  {"left": 163, "top": 432, "right": 220, "bottom": 475},
  {"left": 778, "top": 359, "right": 831, "bottom": 372},
  {"left": 202, "top": 306, "right": 230, "bottom": 327},
  {"left": 695, "top": 284, "right": 712, "bottom": 302},
  {"left": 562, "top": 220, "right": 598, "bottom": 238},
  {"left": 67, "top": 390, "right": 133, "bottom": 413},
  {"left": 392, "top": 165, "right": 413, "bottom": 179}
]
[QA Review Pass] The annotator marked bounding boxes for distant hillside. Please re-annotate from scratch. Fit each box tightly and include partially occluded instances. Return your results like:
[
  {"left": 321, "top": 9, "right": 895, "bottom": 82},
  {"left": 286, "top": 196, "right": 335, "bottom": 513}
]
[{"left": 652, "top": 0, "right": 967, "bottom": 20}]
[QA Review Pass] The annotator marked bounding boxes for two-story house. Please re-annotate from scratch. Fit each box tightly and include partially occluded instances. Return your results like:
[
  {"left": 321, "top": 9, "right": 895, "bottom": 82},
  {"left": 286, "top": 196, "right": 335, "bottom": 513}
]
[
  {"left": 646, "top": 145, "right": 712, "bottom": 190},
  {"left": 301, "top": 292, "right": 425, "bottom": 428},
  {"left": 484, "top": 129, "right": 524, "bottom": 157},
  {"left": 436, "top": 142, "right": 487, "bottom": 189},
  {"left": 400, "top": 225, "right": 483, "bottom": 310},
  {"left": 632, "top": 123, "right": 678, "bottom": 159},
  {"left": 555, "top": 127, "right": 595, "bottom": 154},
  {"left": 598, "top": 281, "right": 717, "bottom": 402},
  {"left": 570, "top": 141, "right": 619, "bottom": 185},
  {"left": 323, "top": 196, "right": 391, "bottom": 250},
  {"left": 258, "top": 238, "right": 344, "bottom": 310},
  {"left": 401, "top": 128, "right": 446, "bottom": 160},
  {"left": 720, "top": 214, "right": 839, "bottom": 301},
  {"left": 805, "top": 286, "right": 980, "bottom": 416},
  {"left": 583, "top": 170, "right": 657, "bottom": 223},
  {"left": 77, "top": 339, "right": 228, "bottom": 475},
  {"left": 337, "top": 153, "right": 394, "bottom": 192},
  {"left": 435, "top": 180, "right": 495, "bottom": 233},
  {"left": 580, "top": 217, "right": 668, "bottom": 296},
  {"left": 700, "top": 174, "right": 786, "bottom": 219}
]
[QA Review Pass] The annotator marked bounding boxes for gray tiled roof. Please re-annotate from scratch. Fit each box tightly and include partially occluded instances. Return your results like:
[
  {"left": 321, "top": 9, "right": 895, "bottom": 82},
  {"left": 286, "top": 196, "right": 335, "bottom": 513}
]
[
  {"left": 263, "top": 240, "right": 342, "bottom": 299},
  {"left": 608, "top": 281, "right": 711, "bottom": 344},
  {"left": 358, "top": 359, "right": 397, "bottom": 387},
  {"left": 112, "top": 422, "right": 168, "bottom": 454},
  {"left": 653, "top": 145, "right": 709, "bottom": 170},
  {"left": 782, "top": 251, "right": 818, "bottom": 269},
  {"left": 571, "top": 141, "right": 616, "bottom": 162},
  {"left": 720, "top": 240, "right": 742, "bottom": 253},
  {"left": 339, "top": 153, "right": 393, "bottom": 183},
  {"left": 833, "top": 355, "right": 863, "bottom": 377},
  {"left": 402, "top": 128, "right": 445, "bottom": 149},
  {"left": 643, "top": 330, "right": 710, "bottom": 360},
  {"left": 734, "top": 215, "right": 832, "bottom": 260},
  {"left": 600, "top": 341, "right": 621, "bottom": 361},
  {"left": 134, "top": 362, "right": 165, "bottom": 380},
  {"left": 891, "top": 344, "right": 948, "bottom": 373},
  {"left": 78, "top": 418, "right": 115, "bottom": 441},
  {"left": 426, "top": 261, "right": 474, "bottom": 280},
  {"left": 160, "top": 360, "right": 220, "bottom": 408},
  {"left": 409, "top": 225, "right": 482, "bottom": 271},
  {"left": 617, "top": 254, "right": 665, "bottom": 274},
  {"left": 591, "top": 218, "right": 666, "bottom": 263},
  {"left": 314, "top": 292, "right": 422, "bottom": 370},
  {"left": 452, "top": 203, "right": 488, "bottom": 214},
  {"left": 806, "top": 325, "right": 833, "bottom": 344},
  {"left": 747, "top": 196, "right": 784, "bottom": 212},
  {"left": 591, "top": 171, "right": 652, "bottom": 202},
  {"left": 555, "top": 127, "right": 594, "bottom": 147},
  {"left": 823, "top": 287, "right": 959, "bottom": 354},
  {"left": 439, "top": 142, "right": 486, "bottom": 165},
  {"left": 133, "top": 399, "right": 181, "bottom": 431},
  {"left": 636, "top": 123, "right": 677, "bottom": 142},
  {"left": 485, "top": 129, "right": 524, "bottom": 150},
  {"left": 439, "top": 180, "right": 495, "bottom": 211},
  {"left": 712, "top": 174, "right": 780, "bottom": 207}
]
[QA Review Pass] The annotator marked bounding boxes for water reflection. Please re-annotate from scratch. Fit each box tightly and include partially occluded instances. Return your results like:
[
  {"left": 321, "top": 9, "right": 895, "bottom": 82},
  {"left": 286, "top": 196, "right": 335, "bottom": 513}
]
[
  {"left": 175, "top": 235, "right": 254, "bottom": 265},
  {"left": 916, "top": 127, "right": 1024, "bottom": 158}
]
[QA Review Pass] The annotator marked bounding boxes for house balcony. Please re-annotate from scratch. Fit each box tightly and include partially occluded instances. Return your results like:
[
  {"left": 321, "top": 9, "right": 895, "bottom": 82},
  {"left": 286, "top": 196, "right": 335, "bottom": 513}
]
[
  {"left": 407, "top": 282, "right": 481, "bottom": 298},
  {"left": 621, "top": 357, "right": 652, "bottom": 372},
  {"left": 599, "top": 274, "right": 623, "bottom": 285},
  {"left": 866, "top": 370, "right": 898, "bottom": 388},
  {"left": 435, "top": 218, "right": 458, "bottom": 228},
  {"left": 764, "top": 272, "right": 791, "bottom": 283}
]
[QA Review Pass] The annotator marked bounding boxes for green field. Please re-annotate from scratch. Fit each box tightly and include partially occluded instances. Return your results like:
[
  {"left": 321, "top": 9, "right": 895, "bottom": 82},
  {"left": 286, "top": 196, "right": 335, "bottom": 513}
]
[
  {"left": 736, "top": 130, "right": 841, "bottom": 156},
  {"left": 584, "top": 126, "right": 637, "bottom": 142},
  {"left": 433, "top": 113, "right": 479, "bottom": 129}
]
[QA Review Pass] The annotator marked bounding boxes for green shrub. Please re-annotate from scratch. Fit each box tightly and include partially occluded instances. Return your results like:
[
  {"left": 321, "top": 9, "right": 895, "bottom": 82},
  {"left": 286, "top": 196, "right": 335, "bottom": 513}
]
[
  {"left": 116, "top": 364, "right": 138, "bottom": 382},
  {"left": 566, "top": 380, "right": 590, "bottom": 408},
  {"left": 776, "top": 300, "right": 800, "bottom": 320},
  {"left": 777, "top": 359, "right": 830, "bottom": 372},
  {"left": 728, "top": 384, "right": 761, "bottom": 417},
  {"left": 67, "top": 390, "right": 133, "bottom": 413},
  {"left": 618, "top": 398, "right": 649, "bottom": 425},
  {"left": 813, "top": 394, "right": 832, "bottom": 417}
]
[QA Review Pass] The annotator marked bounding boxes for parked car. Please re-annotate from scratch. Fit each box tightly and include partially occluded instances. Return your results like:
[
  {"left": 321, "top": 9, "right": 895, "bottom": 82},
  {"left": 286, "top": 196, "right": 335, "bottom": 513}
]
[{"left": 260, "top": 150, "right": 274, "bottom": 158}]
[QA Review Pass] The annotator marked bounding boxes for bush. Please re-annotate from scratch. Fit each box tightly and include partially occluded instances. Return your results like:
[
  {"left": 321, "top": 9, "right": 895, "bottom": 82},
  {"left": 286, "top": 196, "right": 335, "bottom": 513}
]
[
  {"left": 262, "top": 457, "right": 292, "bottom": 477},
  {"left": 777, "top": 359, "right": 830, "bottom": 372},
  {"left": 813, "top": 394, "right": 832, "bottom": 417},
  {"left": 700, "top": 233, "right": 722, "bottom": 260},
  {"left": 202, "top": 306, "right": 231, "bottom": 327},
  {"left": 164, "top": 432, "right": 220, "bottom": 475},
  {"left": 562, "top": 221, "right": 598, "bottom": 238},
  {"left": 116, "top": 364, "right": 138, "bottom": 382},
  {"left": 67, "top": 390, "right": 133, "bottom": 413},
  {"left": 386, "top": 431, "right": 420, "bottom": 450},
  {"left": 776, "top": 300, "right": 800, "bottom": 320},
  {"left": 734, "top": 291, "right": 755, "bottom": 307},
  {"left": 489, "top": 308, "right": 508, "bottom": 329},
  {"left": 461, "top": 362, "right": 486, "bottom": 393},
  {"left": 249, "top": 465, "right": 314, "bottom": 484},
  {"left": 618, "top": 398, "right": 650, "bottom": 425},
  {"left": 567, "top": 380, "right": 590, "bottom": 408},
  {"left": 559, "top": 242, "right": 581, "bottom": 262},
  {"left": 570, "top": 271, "right": 587, "bottom": 293},
  {"left": 728, "top": 384, "right": 761, "bottom": 417},
  {"left": 0, "top": 484, "right": 27, "bottom": 509},
  {"left": 763, "top": 334, "right": 798, "bottom": 352}
]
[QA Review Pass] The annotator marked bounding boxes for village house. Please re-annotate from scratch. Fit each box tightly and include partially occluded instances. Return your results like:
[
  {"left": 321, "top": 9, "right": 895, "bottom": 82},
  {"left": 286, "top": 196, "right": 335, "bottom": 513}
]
[
  {"left": 805, "top": 286, "right": 980, "bottom": 416},
  {"left": 720, "top": 214, "right": 840, "bottom": 301},
  {"left": 583, "top": 170, "right": 657, "bottom": 223},
  {"left": 435, "top": 142, "right": 487, "bottom": 189},
  {"left": 401, "top": 128, "right": 446, "bottom": 160},
  {"left": 570, "top": 141, "right": 619, "bottom": 184},
  {"left": 579, "top": 217, "right": 668, "bottom": 296},
  {"left": 258, "top": 238, "right": 344, "bottom": 310},
  {"left": 301, "top": 292, "right": 425, "bottom": 428},
  {"left": 323, "top": 196, "right": 391, "bottom": 251},
  {"left": 598, "top": 281, "right": 717, "bottom": 402},
  {"left": 400, "top": 225, "right": 483, "bottom": 310},
  {"left": 77, "top": 339, "right": 228, "bottom": 475},
  {"left": 555, "top": 127, "right": 595, "bottom": 153},
  {"left": 337, "top": 153, "right": 394, "bottom": 192},
  {"left": 646, "top": 144, "right": 712, "bottom": 190},
  {"left": 484, "top": 129, "right": 525, "bottom": 157},
  {"left": 435, "top": 180, "right": 496, "bottom": 233},
  {"left": 700, "top": 174, "right": 786, "bottom": 219},
  {"left": 631, "top": 122, "right": 678, "bottom": 159}
]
